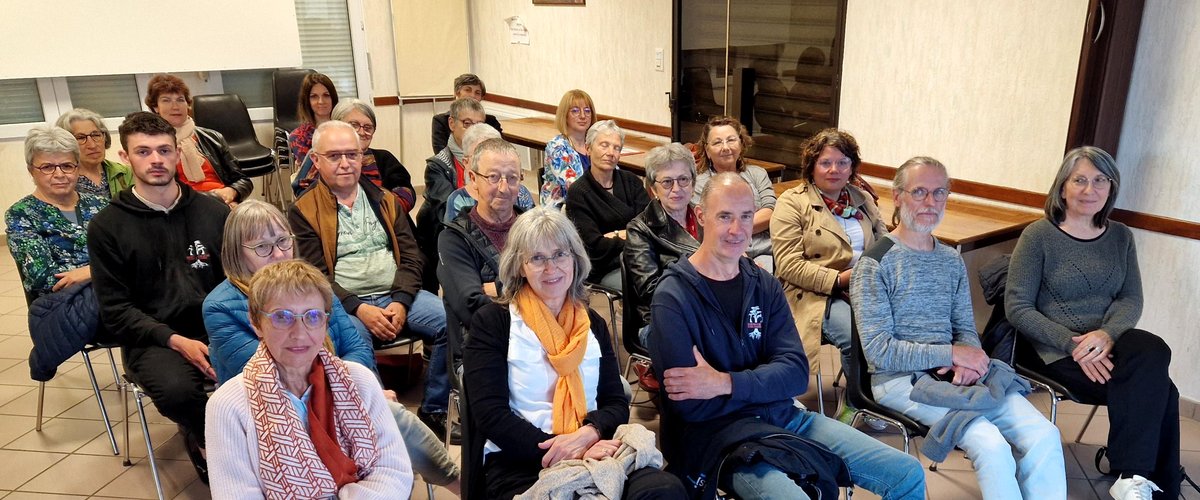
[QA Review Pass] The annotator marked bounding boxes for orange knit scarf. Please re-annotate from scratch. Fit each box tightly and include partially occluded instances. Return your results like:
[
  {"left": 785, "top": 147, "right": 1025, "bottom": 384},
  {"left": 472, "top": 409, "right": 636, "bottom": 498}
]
[{"left": 515, "top": 287, "right": 591, "bottom": 434}]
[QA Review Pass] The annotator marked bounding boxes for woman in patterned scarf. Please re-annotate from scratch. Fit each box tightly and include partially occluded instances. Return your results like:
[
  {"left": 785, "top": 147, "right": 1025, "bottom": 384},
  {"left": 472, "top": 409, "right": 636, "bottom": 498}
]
[{"left": 206, "top": 259, "right": 413, "bottom": 499}]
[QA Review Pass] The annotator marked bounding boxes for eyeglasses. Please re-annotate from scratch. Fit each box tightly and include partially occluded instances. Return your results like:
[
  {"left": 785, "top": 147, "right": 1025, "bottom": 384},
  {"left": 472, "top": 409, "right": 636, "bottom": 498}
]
[
  {"left": 347, "top": 121, "right": 375, "bottom": 135},
  {"left": 708, "top": 137, "right": 740, "bottom": 149},
  {"left": 259, "top": 308, "right": 329, "bottom": 330},
  {"left": 1069, "top": 175, "right": 1112, "bottom": 190},
  {"left": 655, "top": 175, "right": 693, "bottom": 190},
  {"left": 314, "top": 151, "right": 362, "bottom": 164},
  {"left": 900, "top": 187, "right": 951, "bottom": 202},
  {"left": 527, "top": 250, "right": 573, "bottom": 270},
  {"left": 816, "top": 158, "right": 853, "bottom": 170},
  {"left": 32, "top": 162, "right": 79, "bottom": 175},
  {"left": 568, "top": 107, "right": 593, "bottom": 117},
  {"left": 242, "top": 235, "right": 295, "bottom": 257},
  {"left": 74, "top": 132, "right": 105, "bottom": 144},
  {"left": 473, "top": 170, "right": 522, "bottom": 186}
]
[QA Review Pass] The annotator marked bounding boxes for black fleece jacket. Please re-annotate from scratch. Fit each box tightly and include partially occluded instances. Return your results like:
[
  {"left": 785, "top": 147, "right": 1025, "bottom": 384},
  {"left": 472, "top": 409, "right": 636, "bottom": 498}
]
[{"left": 87, "top": 184, "right": 229, "bottom": 348}]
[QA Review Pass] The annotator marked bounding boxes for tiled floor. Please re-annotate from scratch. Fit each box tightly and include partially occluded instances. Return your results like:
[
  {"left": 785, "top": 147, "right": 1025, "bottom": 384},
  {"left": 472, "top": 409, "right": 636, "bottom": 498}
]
[{"left": 2, "top": 246, "right": 1198, "bottom": 499}]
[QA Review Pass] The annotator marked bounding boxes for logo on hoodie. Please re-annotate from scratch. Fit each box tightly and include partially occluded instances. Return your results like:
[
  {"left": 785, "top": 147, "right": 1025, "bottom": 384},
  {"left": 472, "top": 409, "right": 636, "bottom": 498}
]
[
  {"left": 746, "top": 305, "right": 762, "bottom": 340},
  {"left": 187, "top": 240, "right": 211, "bottom": 269}
]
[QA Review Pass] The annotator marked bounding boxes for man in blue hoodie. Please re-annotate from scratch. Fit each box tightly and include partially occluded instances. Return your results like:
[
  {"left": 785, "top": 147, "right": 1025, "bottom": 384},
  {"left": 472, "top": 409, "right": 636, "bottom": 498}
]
[{"left": 649, "top": 172, "right": 924, "bottom": 499}]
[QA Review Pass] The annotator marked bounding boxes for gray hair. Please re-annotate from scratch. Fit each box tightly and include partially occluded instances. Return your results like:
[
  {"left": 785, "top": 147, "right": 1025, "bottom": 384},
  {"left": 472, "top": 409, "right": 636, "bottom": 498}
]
[
  {"left": 449, "top": 97, "right": 484, "bottom": 120},
  {"left": 1045, "top": 146, "right": 1120, "bottom": 228},
  {"left": 463, "top": 123, "right": 503, "bottom": 158},
  {"left": 25, "top": 125, "right": 80, "bottom": 167},
  {"left": 55, "top": 108, "right": 112, "bottom": 149},
  {"left": 585, "top": 119, "right": 625, "bottom": 148},
  {"left": 698, "top": 171, "right": 752, "bottom": 210},
  {"left": 643, "top": 142, "right": 696, "bottom": 190},
  {"left": 471, "top": 137, "right": 519, "bottom": 165},
  {"left": 311, "top": 120, "right": 360, "bottom": 153},
  {"left": 891, "top": 156, "right": 950, "bottom": 226},
  {"left": 331, "top": 98, "right": 376, "bottom": 125},
  {"left": 495, "top": 207, "right": 592, "bottom": 306}
]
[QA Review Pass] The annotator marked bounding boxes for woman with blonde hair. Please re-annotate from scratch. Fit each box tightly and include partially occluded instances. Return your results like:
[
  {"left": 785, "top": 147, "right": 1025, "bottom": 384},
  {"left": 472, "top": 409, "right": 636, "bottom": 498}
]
[
  {"left": 540, "top": 89, "right": 597, "bottom": 207},
  {"left": 464, "top": 207, "right": 684, "bottom": 499}
]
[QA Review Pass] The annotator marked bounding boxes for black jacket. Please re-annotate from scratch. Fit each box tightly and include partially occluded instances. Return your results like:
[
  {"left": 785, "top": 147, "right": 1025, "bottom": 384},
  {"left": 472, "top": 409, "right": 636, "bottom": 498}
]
[
  {"left": 430, "top": 112, "right": 504, "bottom": 154},
  {"left": 195, "top": 127, "right": 253, "bottom": 202},
  {"left": 414, "top": 148, "right": 458, "bottom": 292},
  {"left": 624, "top": 200, "right": 700, "bottom": 327},
  {"left": 565, "top": 169, "right": 650, "bottom": 282},
  {"left": 463, "top": 302, "right": 629, "bottom": 498},
  {"left": 677, "top": 414, "right": 851, "bottom": 500},
  {"left": 437, "top": 206, "right": 523, "bottom": 362},
  {"left": 87, "top": 184, "right": 229, "bottom": 348}
]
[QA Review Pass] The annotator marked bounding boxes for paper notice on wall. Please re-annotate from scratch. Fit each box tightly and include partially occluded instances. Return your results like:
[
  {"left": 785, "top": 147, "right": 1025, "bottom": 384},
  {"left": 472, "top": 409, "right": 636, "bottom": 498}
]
[{"left": 506, "top": 16, "right": 530, "bottom": 45}]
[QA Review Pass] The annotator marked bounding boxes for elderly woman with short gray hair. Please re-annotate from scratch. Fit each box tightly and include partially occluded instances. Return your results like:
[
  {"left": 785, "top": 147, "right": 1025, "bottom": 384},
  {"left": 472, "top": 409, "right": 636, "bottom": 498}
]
[
  {"left": 623, "top": 143, "right": 701, "bottom": 345},
  {"left": 5, "top": 126, "right": 108, "bottom": 296},
  {"left": 55, "top": 108, "right": 132, "bottom": 199},
  {"left": 564, "top": 120, "right": 651, "bottom": 289}
]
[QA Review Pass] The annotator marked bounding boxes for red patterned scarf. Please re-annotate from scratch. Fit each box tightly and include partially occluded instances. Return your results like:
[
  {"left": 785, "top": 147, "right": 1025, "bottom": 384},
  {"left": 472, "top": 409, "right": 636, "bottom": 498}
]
[
  {"left": 243, "top": 344, "right": 379, "bottom": 499},
  {"left": 820, "top": 188, "right": 863, "bottom": 220}
]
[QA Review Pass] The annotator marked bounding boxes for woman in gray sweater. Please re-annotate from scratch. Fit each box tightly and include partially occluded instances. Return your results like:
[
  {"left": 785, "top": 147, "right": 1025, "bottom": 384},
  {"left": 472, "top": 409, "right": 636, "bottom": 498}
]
[{"left": 1006, "top": 146, "right": 1178, "bottom": 500}]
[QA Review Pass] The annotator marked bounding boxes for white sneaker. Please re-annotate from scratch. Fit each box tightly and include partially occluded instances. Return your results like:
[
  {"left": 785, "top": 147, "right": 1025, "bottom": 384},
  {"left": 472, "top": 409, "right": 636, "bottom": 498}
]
[{"left": 1109, "top": 475, "right": 1162, "bottom": 500}]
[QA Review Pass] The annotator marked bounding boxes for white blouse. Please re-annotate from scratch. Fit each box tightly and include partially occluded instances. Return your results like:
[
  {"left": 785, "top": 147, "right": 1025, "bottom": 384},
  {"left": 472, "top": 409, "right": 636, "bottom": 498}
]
[
  {"left": 837, "top": 215, "right": 866, "bottom": 267},
  {"left": 484, "top": 304, "right": 603, "bottom": 457}
]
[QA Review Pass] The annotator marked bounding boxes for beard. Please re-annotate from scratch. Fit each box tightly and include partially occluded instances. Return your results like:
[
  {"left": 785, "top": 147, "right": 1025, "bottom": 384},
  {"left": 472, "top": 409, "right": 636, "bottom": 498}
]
[{"left": 899, "top": 203, "right": 944, "bottom": 234}]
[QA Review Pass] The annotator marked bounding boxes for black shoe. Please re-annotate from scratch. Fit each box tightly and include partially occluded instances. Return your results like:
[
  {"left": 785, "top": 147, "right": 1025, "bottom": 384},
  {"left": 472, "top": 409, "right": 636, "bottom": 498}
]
[
  {"left": 418, "top": 410, "right": 462, "bottom": 445},
  {"left": 181, "top": 427, "right": 209, "bottom": 485}
]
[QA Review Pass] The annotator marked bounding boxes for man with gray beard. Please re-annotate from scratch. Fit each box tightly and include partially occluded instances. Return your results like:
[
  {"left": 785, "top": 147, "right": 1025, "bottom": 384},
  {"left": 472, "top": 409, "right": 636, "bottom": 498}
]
[{"left": 852, "top": 157, "right": 1065, "bottom": 499}]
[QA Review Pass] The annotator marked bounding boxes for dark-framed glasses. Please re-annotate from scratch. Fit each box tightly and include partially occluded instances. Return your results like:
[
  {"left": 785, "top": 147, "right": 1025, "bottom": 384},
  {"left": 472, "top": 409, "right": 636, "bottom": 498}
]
[
  {"left": 655, "top": 176, "right": 693, "bottom": 190},
  {"left": 527, "top": 250, "right": 573, "bottom": 270},
  {"left": 314, "top": 151, "right": 362, "bottom": 163},
  {"left": 348, "top": 121, "right": 376, "bottom": 134},
  {"left": 901, "top": 187, "right": 951, "bottom": 202},
  {"left": 32, "top": 162, "right": 79, "bottom": 175},
  {"left": 242, "top": 235, "right": 295, "bottom": 257},
  {"left": 74, "top": 132, "right": 105, "bottom": 144},
  {"left": 1069, "top": 175, "right": 1112, "bottom": 190},
  {"left": 473, "top": 170, "right": 522, "bottom": 186},
  {"left": 260, "top": 308, "right": 329, "bottom": 329}
]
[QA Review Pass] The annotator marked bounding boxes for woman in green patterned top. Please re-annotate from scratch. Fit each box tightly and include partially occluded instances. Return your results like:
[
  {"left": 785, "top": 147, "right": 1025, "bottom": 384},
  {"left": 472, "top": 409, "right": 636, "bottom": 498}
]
[
  {"left": 54, "top": 108, "right": 133, "bottom": 200},
  {"left": 5, "top": 125, "right": 108, "bottom": 296}
]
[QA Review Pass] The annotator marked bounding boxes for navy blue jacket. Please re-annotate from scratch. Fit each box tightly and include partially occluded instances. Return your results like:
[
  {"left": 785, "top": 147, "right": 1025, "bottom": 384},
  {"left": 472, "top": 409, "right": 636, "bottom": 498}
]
[{"left": 648, "top": 256, "right": 810, "bottom": 427}]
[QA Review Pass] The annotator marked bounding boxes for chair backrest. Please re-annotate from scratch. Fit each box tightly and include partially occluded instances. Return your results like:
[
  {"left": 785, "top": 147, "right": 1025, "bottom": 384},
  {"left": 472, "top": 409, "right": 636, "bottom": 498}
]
[
  {"left": 193, "top": 94, "right": 260, "bottom": 148},
  {"left": 11, "top": 257, "right": 38, "bottom": 306},
  {"left": 619, "top": 257, "right": 648, "bottom": 357},
  {"left": 273, "top": 68, "right": 314, "bottom": 133},
  {"left": 845, "top": 320, "right": 876, "bottom": 411}
]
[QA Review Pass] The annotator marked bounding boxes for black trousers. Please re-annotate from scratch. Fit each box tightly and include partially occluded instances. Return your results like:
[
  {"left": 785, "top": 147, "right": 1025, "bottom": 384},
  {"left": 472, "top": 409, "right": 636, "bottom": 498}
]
[
  {"left": 1038, "top": 329, "right": 1180, "bottom": 497},
  {"left": 125, "top": 345, "right": 209, "bottom": 446},
  {"left": 484, "top": 458, "right": 686, "bottom": 500}
]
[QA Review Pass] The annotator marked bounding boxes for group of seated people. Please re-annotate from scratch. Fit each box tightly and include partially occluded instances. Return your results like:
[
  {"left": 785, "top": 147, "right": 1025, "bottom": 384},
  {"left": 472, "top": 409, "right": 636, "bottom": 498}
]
[{"left": 4, "top": 69, "right": 1180, "bottom": 500}]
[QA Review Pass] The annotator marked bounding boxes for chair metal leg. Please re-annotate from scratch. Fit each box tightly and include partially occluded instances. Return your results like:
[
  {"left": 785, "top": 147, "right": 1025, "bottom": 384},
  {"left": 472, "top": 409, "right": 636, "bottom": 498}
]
[
  {"left": 105, "top": 349, "right": 122, "bottom": 390},
  {"left": 815, "top": 371, "right": 824, "bottom": 416},
  {"left": 122, "top": 380, "right": 132, "bottom": 467},
  {"left": 35, "top": 381, "right": 45, "bottom": 431},
  {"left": 1075, "top": 405, "right": 1099, "bottom": 443},
  {"left": 426, "top": 482, "right": 435, "bottom": 499},
  {"left": 81, "top": 350, "right": 119, "bottom": 455},
  {"left": 134, "top": 385, "right": 165, "bottom": 500}
]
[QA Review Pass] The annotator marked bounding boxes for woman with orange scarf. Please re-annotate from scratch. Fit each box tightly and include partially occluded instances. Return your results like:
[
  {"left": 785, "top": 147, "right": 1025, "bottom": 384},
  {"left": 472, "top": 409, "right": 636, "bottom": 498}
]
[
  {"left": 463, "top": 207, "right": 684, "bottom": 499},
  {"left": 206, "top": 260, "right": 413, "bottom": 499}
]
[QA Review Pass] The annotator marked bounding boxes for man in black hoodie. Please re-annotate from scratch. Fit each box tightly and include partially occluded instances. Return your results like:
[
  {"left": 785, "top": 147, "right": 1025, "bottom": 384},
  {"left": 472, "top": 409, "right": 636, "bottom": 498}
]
[{"left": 88, "top": 111, "right": 229, "bottom": 481}]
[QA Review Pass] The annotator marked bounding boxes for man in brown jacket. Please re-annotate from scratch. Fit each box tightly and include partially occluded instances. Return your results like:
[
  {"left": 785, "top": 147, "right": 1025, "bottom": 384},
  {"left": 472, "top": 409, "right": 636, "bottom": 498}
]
[{"left": 289, "top": 121, "right": 452, "bottom": 438}]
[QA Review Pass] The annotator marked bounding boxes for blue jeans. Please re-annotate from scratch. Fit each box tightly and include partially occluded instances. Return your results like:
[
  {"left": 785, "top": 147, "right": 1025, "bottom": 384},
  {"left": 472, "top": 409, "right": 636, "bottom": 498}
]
[
  {"left": 873, "top": 376, "right": 1066, "bottom": 500},
  {"left": 388, "top": 401, "right": 459, "bottom": 485},
  {"left": 727, "top": 407, "right": 925, "bottom": 500},
  {"left": 822, "top": 298, "right": 853, "bottom": 371},
  {"left": 350, "top": 291, "right": 450, "bottom": 413}
]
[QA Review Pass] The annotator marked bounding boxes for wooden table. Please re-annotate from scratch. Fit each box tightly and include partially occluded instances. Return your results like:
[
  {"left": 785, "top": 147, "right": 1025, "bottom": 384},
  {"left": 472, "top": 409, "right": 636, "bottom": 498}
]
[
  {"left": 774, "top": 180, "right": 1042, "bottom": 252},
  {"left": 501, "top": 117, "right": 786, "bottom": 179}
]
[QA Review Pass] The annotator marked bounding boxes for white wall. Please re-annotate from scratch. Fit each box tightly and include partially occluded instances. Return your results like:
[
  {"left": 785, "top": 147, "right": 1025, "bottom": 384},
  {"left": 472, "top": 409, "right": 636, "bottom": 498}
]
[
  {"left": 467, "top": 0, "right": 674, "bottom": 126},
  {"left": 1114, "top": 0, "right": 1200, "bottom": 400},
  {"left": 839, "top": 0, "right": 1089, "bottom": 193}
]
